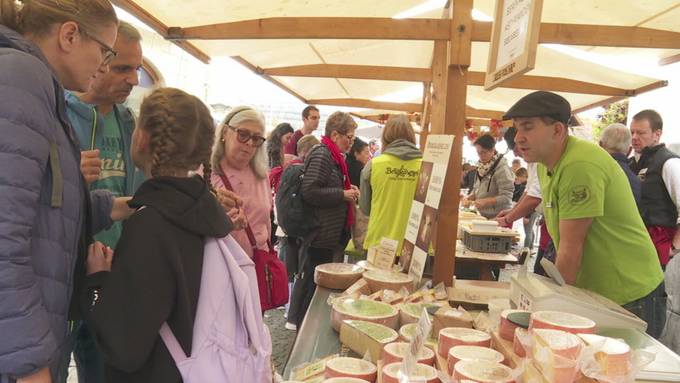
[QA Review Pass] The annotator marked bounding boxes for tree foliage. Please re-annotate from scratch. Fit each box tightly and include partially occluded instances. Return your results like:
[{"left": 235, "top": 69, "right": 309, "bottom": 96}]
[{"left": 593, "top": 100, "right": 629, "bottom": 139}]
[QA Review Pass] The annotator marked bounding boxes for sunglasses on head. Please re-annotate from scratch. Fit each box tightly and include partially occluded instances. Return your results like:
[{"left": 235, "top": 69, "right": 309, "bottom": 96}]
[{"left": 228, "top": 126, "right": 266, "bottom": 147}]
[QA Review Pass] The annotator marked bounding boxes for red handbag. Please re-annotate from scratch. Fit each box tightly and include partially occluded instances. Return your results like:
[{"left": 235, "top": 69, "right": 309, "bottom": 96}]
[{"left": 218, "top": 172, "right": 289, "bottom": 311}]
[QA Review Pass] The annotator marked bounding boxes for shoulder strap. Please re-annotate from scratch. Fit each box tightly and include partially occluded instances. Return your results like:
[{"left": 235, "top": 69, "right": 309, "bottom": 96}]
[
  {"left": 217, "top": 169, "right": 259, "bottom": 249},
  {"left": 159, "top": 322, "right": 188, "bottom": 363}
]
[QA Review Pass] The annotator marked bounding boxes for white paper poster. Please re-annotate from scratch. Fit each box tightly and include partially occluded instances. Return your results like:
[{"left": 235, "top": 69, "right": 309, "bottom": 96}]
[
  {"left": 401, "top": 135, "right": 455, "bottom": 283},
  {"left": 496, "top": 0, "right": 533, "bottom": 70}
]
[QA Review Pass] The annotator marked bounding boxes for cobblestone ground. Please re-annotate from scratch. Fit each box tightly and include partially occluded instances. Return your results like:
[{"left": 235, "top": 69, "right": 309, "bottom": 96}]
[
  {"left": 265, "top": 307, "right": 297, "bottom": 375},
  {"left": 66, "top": 307, "right": 296, "bottom": 382}
]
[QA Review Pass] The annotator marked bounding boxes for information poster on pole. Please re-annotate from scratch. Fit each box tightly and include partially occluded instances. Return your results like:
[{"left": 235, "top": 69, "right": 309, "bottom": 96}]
[
  {"left": 400, "top": 135, "right": 454, "bottom": 284},
  {"left": 484, "top": 0, "right": 543, "bottom": 90}
]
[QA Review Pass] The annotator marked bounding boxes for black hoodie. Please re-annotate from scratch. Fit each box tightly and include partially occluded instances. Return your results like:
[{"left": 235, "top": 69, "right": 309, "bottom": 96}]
[{"left": 82, "top": 176, "right": 232, "bottom": 383}]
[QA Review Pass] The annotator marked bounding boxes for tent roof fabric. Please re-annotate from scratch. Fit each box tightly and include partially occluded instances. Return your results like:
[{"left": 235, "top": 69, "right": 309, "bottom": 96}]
[{"left": 116, "top": 0, "right": 680, "bottom": 117}]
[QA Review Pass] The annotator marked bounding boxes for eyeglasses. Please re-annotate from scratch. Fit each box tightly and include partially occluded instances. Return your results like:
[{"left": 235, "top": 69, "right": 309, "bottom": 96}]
[
  {"left": 228, "top": 126, "right": 266, "bottom": 147},
  {"left": 80, "top": 27, "right": 117, "bottom": 66},
  {"left": 342, "top": 133, "right": 356, "bottom": 141}
]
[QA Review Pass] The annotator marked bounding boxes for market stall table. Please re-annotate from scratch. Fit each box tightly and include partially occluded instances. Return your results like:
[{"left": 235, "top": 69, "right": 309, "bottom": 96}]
[
  {"left": 455, "top": 245, "right": 522, "bottom": 281},
  {"left": 283, "top": 286, "right": 342, "bottom": 379}
]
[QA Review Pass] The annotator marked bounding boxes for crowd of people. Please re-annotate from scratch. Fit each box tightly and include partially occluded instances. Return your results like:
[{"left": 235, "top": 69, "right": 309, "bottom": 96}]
[{"left": 0, "top": 1, "right": 678, "bottom": 382}]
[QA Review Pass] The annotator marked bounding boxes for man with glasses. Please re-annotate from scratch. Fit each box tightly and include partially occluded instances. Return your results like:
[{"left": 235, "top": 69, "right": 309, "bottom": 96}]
[
  {"left": 285, "top": 105, "right": 320, "bottom": 157},
  {"left": 63, "top": 22, "right": 145, "bottom": 383}
]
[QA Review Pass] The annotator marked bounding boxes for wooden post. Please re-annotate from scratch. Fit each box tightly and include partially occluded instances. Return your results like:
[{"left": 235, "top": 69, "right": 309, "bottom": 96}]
[
  {"left": 419, "top": 82, "right": 432, "bottom": 148},
  {"left": 432, "top": 0, "right": 472, "bottom": 286},
  {"left": 429, "top": 41, "right": 448, "bottom": 135}
]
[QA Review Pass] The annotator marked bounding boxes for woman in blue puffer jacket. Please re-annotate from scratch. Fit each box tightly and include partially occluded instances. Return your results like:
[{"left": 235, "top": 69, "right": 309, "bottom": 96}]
[{"left": 0, "top": 1, "right": 132, "bottom": 382}]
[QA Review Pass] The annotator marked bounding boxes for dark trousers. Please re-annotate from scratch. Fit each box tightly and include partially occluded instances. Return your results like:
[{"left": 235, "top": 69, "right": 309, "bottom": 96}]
[
  {"left": 59, "top": 320, "right": 105, "bottom": 383},
  {"left": 623, "top": 282, "right": 667, "bottom": 339},
  {"left": 288, "top": 247, "right": 334, "bottom": 328}
]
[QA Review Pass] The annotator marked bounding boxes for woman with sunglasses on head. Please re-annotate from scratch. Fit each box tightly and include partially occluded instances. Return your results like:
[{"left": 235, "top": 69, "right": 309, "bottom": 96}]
[
  {"left": 0, "top": 1, "right": 133, "bottom": 382},
  {"left": 211, "top": 106, "right": 272, "bottom": 259}
]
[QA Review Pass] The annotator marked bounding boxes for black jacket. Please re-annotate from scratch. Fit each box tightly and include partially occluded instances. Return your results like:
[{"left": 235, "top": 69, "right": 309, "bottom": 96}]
[
  {"left": 82, "top": 176, "right": 232, "bottom": 383},
  {"left": 302, "top": 144, "right": 349, "bottom": 249},
  {"left": 629, "top": 144, "right": 679, "bottom": 227}
]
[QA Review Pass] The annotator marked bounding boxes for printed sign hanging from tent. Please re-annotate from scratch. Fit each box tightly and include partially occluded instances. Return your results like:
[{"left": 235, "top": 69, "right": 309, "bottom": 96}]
[{"left": 400, "top": 134, "right": 455, "bottom": 283}]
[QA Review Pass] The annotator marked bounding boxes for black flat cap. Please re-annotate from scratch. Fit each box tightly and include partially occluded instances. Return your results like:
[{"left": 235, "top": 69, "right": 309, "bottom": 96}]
[{"left": 503, "top": 91, "right": 572, "bottom": 125}]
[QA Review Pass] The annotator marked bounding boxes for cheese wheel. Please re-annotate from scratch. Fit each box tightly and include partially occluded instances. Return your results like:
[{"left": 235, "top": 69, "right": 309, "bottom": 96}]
[
  {"left": 356, "top": 260, "right": 402, "bottom": 273},
  {"left": 447, "top": 346, "right": 504, "bottom": 375},
  {"left": 325, "top": 357, "right": 377, "bottom": 382},
  {"left": 322, "top": 378, "right": 370, "bottom": 383},
  {"left": 315, "top": 263, "right": 365, "bottom": 290},
  {"left": 578, "top": 334, "right": 631, "bottom": 377},
  {"left": 381, "top": 342, "right": 435, "bottom": 366},
  {"left": 499, "top": 309, "right": 529, "bottom": 341},
  {"left": 362, "top": 270, "right": 414, "bottom": 293},
  {"left": 532, "top": 329, "right": 583, "bottom": 383},
  {"left": 530, "top": 311, "right": 596, "bottom": 334},
  {"left": 331, "top": 298, "right": 399, "bottom": 332},
  {"left": 438, "top": 327, "right": 491, "bottom": 357},
  {"left": 398, "top": 303, "right": 439, "bottom": 325},
  {"left": 513, "top": 328, "right": 528, "bottom": 358},
  {"left": 382, "top": 362, "right": 439, "bottom": 383},
  {"left": 454, "top": 360, "right": 515, "bottom": 383}
]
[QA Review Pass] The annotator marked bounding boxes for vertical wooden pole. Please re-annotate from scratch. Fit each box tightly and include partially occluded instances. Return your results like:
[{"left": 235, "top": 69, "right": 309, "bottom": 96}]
[
  {"left": 429, "top": 41, "right": 448, "bottom": 135},
  {"left": 419, "top": 82, "right": 432, "bottom": 148},
  {"left": 432, "top": 0, "right": 472, "bottom": 286}
]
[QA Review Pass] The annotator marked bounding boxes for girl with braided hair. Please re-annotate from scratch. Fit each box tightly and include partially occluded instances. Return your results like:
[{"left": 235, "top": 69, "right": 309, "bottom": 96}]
[{"left": 81, "top": 88, "right": 235, "bottom": 383}]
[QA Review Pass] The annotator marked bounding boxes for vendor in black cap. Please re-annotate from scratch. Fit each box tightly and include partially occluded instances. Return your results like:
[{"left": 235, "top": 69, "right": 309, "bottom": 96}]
[{"left": 506, "top": 91, "right": 666, "bottom": 338}]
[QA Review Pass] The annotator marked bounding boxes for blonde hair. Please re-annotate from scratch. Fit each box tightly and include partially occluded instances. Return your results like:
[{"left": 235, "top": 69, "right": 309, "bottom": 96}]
[
  {"left": 382, "top": 114, "right": 416, "bottom": 149},
  {"left": 324, "top": 111, "right": 357, "bottom": 137},
  {"left": 138, "top": 88, "right": 215, "bottom": 185},
  {"left": 211, "top": 106, "right": 268, "bottom": 179},
  {"left": 0, "top": 0, "right": 118, "bottom": 37},
  {"left": 297, "top": 134, "right": 320, "bottom": 159}
]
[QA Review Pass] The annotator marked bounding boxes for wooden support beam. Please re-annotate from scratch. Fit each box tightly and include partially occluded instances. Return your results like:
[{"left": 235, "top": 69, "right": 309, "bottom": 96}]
[
  {"left": 263, "top": 64, "right": 432, "bottom": 82},
  {"left": 429, "top": 41, "right": 448, "bottom": 134},
  {"left": 110, "top": 0, "right": 211, "bottom": 64},
  {"left": 231, "top": 56, "right": 308, "bottom": 103},
  {"left": 167, "top": 17, "right": 451, "bottom": 40},
  {"left": 572, "top": 80, "right": 668, "bottom": 114},
  {"left": 659, "top": 53, "right": 680, "bottom": 66},
  {"left": 307, "top": 98, "right": 423, "bottom": 113},
  {"left": 466, "top": 72, "right": 629, "bottom": 96},
  {"left": 432, "top": 0, "right": 473, "bottom": 287},
  {"left": 162, "top": 15, "right": 680, "bottom": 49},
  {"left": 465, "top": 106, "right": 504, "bottom": 120},
  {"left": 420, "top": 82, "right": 432, "bottom": 148},
  {"left": 263, "top": 64, "right": 630, "bottom": 96},
  {"left": 472, "top": 21, "right": 680, "bottom": 49}
]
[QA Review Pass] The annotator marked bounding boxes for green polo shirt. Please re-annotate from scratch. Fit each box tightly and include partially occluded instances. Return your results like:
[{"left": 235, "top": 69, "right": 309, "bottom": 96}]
[{"left": 538, "top": 136, "right": 663, "bottom": 305}]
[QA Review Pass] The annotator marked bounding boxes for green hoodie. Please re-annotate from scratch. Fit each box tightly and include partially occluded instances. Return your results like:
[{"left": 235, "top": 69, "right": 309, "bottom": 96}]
[{"left": 359, "top": 139, "right": 422, "bottom": 254}]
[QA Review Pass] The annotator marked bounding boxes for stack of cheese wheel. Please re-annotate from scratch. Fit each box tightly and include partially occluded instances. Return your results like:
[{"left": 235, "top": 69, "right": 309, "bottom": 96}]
[
  {"left": 513, "top": 328, "right": 528, "bottom": 358},
  {"left": 447, "top": 346, "right": 504, "bottom": 375},
  {"left": 499, "top": 309, "right": 530, "bottom": 341},
  {"left": 382, "top": 342, "right": 435, "bottom": 366},
  {"left": 438, "top": 327, "right": 491, "bottom": 357},
  {"left": 532, "top": 329, "right": 584, "bottom": 383},
  {"left": 453, "top": 360, "right": 515, "bottom": 383},
  {"left": 530, "top": 311, "right": 596, "bottom": 334},
  {"left": 322, "top": 378, "right": 370, "bottom": 383},
  {"left": 331, "top": 298, "right": 399, "bottom": 332},
  {"left": 362, "top": 269, "right": 414, "bottom": 293},
  {"left": 314, "top": 263, "right": 365, "bottom": 290},
  {"left": 578, "top": 334, "right": 632, "bottom": 377},
  {"left": 382, "top": 362, "right": 439, "bottom": 383},
  {"left": 325, "top": 357, "right": 377, "bottom": 382}
]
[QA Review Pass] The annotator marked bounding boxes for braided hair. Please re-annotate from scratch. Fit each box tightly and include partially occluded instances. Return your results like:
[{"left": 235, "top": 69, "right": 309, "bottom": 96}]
[{"left": 137, "top": 88, "right": 215, "bottom": 189}]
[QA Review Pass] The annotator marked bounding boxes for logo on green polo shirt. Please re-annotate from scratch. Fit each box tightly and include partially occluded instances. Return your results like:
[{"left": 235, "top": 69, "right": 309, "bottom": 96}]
[{"left": 569, "top": 185, "right": 590, "bottom": 205}]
